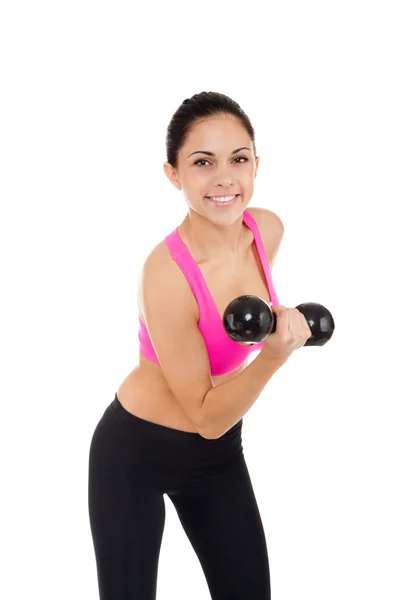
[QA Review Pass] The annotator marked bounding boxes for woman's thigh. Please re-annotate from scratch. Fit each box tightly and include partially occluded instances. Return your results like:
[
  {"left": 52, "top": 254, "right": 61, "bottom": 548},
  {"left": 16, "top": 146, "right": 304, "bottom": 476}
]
[
  {"left": 167, "top": 455, "right": 271, "bottom": 600},
  {"left": 88, "top": 406, "right": 166, "bottom": 599}
]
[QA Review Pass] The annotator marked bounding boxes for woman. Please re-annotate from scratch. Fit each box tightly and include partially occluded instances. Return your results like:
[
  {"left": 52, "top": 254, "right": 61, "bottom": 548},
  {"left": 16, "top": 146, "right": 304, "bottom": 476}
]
[{"left": 88, "top": 91, "right": 311, "bottom": 599}]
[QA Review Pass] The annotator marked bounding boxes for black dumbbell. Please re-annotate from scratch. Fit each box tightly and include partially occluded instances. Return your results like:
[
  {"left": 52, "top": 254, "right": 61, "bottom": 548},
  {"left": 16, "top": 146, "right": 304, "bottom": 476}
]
[{"left": 222, "top": 295, "right": 335, "bottom": 347}]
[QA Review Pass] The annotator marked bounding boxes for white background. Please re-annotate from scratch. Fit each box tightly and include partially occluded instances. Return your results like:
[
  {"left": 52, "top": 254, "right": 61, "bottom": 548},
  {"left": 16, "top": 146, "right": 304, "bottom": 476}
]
[{"left": 1, "top": 1, "right": 399, "bottom": 598}]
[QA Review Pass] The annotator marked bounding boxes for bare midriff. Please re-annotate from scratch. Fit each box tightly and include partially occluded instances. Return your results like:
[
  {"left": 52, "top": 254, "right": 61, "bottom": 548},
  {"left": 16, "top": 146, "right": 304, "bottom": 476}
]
[{"left": 116, "top": 355, "right": 248, "bottom": 433}]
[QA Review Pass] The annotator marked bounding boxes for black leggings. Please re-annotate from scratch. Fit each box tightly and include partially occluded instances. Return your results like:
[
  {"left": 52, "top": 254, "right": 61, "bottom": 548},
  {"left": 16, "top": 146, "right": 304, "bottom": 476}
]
[{"left": 88, "top": 393, "right": 271, "bottom": 599}]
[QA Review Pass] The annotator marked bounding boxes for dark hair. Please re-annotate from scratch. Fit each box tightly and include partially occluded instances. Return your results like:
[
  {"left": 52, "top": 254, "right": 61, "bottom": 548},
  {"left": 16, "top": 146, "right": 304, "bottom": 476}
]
[{"left": 166, "top": 91, "right": 257, "bottom": 169}]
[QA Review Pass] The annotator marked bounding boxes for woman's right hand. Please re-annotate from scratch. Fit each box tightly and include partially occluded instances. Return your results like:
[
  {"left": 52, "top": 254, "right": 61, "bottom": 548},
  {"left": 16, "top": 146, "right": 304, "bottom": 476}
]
[{"left": 261, "top": 305, "right": 312, "bottom": 362}]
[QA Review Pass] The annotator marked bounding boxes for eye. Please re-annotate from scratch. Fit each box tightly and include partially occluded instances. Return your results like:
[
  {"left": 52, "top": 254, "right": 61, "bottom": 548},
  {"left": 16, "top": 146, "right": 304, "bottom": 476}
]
[
  {"left": 193, "top": 159, "right": 210, "bottom": 167},
  {"left": 193, "top": 156, "right": 249, "bottom": 167}
]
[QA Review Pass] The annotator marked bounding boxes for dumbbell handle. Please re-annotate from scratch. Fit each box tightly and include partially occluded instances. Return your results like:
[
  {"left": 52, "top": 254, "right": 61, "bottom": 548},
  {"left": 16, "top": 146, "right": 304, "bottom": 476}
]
[
  {"left": 269, "top": 305, "right": 305, "bottom": 334},
  {"left": 269, "top": 302, "right": 335, "bottom": 347}
]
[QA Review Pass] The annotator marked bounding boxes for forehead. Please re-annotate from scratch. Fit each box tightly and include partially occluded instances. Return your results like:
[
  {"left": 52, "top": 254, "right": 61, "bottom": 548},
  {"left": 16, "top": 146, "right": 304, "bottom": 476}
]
[{"left": 184, "top": 115, "right": 251, "bottom": 149}]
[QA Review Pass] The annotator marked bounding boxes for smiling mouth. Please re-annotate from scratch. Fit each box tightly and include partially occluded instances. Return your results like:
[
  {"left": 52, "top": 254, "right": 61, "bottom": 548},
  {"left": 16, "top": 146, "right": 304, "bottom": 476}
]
[{"left": 205, "top": 194, "right": 240, "bottom": 205}]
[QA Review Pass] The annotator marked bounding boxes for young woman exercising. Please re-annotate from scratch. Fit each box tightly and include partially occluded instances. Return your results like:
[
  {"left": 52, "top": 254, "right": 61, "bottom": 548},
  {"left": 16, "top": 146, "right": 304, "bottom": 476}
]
[{"left": 88, "top": 91, "right": 311, "bottom": 599}]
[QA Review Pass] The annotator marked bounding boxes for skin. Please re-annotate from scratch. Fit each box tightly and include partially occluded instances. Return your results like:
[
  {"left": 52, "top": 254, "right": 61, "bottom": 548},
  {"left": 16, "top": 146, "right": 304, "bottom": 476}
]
[
  {"left": 163, "top": 113, "right": 260, "bottom": 263},
  {"left": 117, "top": 113, "right": 283, "bottom": 431}
]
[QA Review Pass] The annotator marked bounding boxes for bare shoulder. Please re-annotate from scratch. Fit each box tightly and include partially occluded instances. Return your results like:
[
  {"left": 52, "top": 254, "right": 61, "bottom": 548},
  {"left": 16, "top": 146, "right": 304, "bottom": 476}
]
[
  {"left": 137, "top": 239, "right": 199, "bottom": 319},
  {"left": 246, "top": 206, "right": 285, "bottom": 268},
  {"left": 246, "top": 206, "right": 284, "bottom": 235}
]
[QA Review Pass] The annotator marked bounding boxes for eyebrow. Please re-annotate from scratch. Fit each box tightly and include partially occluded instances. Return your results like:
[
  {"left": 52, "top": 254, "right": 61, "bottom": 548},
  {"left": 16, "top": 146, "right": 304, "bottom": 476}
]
[{"left": 187, "top": 147, "right": 252, "bottom": 158}]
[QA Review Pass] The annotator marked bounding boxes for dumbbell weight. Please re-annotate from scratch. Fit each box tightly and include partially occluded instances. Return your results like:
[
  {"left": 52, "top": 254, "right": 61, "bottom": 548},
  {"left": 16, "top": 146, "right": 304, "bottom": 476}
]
[{"left": 222, "top": 295, "right": 335, "bottom": 347}]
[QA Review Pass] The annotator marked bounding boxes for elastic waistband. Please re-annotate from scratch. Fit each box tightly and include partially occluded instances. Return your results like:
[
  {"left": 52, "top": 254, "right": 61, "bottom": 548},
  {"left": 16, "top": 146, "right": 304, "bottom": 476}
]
[{"left": 110, "top": 393, "right": 242, "bottom": 442}]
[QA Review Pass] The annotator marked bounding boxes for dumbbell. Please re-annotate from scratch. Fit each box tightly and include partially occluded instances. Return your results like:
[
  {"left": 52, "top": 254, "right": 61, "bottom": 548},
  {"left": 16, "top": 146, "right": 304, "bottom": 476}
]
[{"left": 223, "top": 295, "right": 335, "bottom": 347}]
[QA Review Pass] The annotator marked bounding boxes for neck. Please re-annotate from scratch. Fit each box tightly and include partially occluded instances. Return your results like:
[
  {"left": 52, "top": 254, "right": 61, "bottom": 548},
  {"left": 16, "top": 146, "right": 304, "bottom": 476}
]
[{"left": 180, "top": 209, "right": 248, "bottom": 263}]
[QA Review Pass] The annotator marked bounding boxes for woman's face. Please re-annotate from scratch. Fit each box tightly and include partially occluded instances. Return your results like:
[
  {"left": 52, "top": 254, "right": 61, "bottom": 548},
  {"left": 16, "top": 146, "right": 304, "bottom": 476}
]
[{"left": 164, "top": 114, "right": 259, "bottom": 222}]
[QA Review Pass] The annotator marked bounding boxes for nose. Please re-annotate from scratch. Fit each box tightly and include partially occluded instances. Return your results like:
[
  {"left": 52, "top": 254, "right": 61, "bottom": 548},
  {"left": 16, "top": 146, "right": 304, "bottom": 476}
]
[
  {"left": 217, "top": 180, "right": 234, "bottom": 188},
  {"left": 213, "top": 171, "right": 235, "bottom": 188}
]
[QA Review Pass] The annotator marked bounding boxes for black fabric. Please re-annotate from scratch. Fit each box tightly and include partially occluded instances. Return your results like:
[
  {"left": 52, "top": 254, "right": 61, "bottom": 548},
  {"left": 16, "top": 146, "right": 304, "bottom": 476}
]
[{"left": 88, "top": 393, "right": 271, "bottom": 599}]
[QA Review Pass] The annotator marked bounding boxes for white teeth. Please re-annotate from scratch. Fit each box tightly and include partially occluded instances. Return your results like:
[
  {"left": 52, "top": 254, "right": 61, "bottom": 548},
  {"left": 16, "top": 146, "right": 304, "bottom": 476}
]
[{"left": 208, "top": 194, "right": 236, "bottom": 203}]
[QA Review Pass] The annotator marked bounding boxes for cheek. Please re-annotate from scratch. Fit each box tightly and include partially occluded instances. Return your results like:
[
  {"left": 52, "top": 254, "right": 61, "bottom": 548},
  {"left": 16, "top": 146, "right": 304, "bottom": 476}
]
[
  {"left": 195, "top": 173, "right": 213, "bottom": 191},
  {"left": 245, "top": 169, "right": 256, "bottom": 183}
]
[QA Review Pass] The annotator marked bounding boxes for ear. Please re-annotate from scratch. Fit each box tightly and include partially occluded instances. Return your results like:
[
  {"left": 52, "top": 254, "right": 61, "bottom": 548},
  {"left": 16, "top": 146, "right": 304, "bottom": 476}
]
[
  {"left": 254, "top": 156, "right": 260, "bottom": 178},
  {"left": 163, "top": 162, "right": 182, "bottom": 191}
]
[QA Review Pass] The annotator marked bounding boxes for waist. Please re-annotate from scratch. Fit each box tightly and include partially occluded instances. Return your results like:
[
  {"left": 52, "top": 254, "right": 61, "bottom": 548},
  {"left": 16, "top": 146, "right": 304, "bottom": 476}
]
[{"left": 111, "top": 392, "right": 243, "bottom": 450}]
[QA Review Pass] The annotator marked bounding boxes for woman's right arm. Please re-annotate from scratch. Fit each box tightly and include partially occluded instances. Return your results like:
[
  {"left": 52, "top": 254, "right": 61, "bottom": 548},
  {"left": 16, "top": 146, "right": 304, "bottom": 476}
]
[{"left": 140, "top": 247, "right": 309, "bottom": 440}]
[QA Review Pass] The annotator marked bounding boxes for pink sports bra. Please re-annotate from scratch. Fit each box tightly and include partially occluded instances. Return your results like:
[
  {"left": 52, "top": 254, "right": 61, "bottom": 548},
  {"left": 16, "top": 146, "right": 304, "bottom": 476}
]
[{"left": 138, "top": 209, "right": 280, "bottom": 376}]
